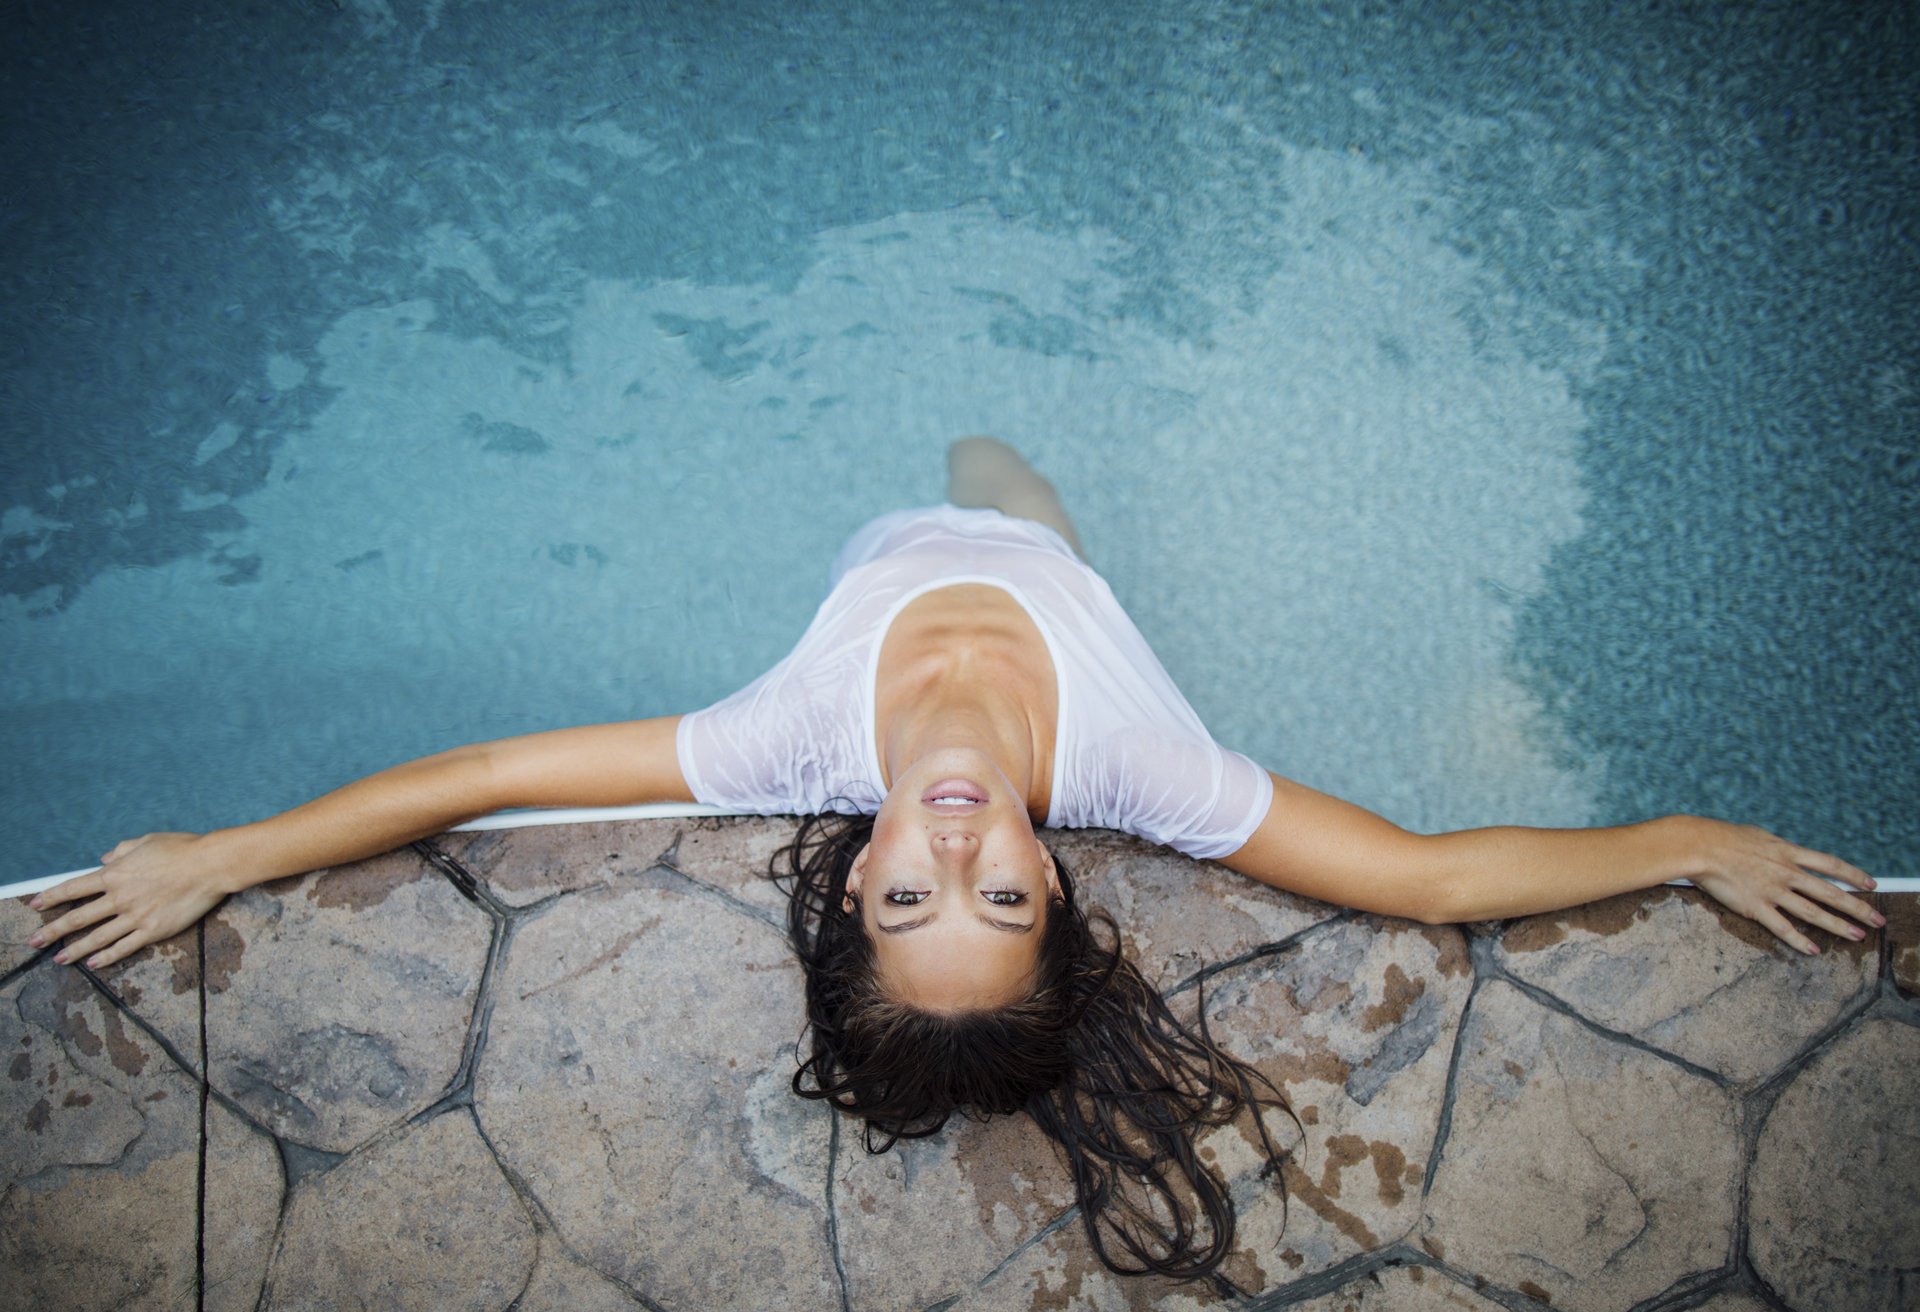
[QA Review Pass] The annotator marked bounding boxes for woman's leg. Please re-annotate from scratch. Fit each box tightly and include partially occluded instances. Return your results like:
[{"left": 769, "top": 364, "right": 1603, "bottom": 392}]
[{"left": 946, "top": 437, "right": 1087, "bottom": 559}]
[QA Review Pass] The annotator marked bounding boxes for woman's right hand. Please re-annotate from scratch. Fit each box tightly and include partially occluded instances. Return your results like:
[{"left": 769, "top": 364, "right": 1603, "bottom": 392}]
[{"left": 26, "top": 831, "right": 234, "bottom": 971}]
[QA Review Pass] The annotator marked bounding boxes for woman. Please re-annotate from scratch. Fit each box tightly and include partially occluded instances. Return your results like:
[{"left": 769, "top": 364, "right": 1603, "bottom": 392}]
[{"left": 26, "top": 437, "right": 1882, "bottom": 1278}]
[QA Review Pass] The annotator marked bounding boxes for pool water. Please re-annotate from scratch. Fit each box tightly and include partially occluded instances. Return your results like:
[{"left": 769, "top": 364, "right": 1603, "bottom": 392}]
[{"left": 3, "top": 0, "right": 1914, "bottom": 886}]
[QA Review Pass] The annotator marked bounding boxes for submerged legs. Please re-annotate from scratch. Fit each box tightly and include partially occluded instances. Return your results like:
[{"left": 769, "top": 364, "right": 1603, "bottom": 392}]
[{"left": 946, "top": 436, "right": 1087, "bottom": 560}]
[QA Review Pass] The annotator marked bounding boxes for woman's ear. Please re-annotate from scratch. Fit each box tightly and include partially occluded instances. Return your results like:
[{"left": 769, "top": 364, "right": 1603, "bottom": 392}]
[
  {"left": 1039, "top": 841, "right": 1062, "bottom": 902},
  {"left": 842, "top": 842, "right": 870, "bottom": 914}
]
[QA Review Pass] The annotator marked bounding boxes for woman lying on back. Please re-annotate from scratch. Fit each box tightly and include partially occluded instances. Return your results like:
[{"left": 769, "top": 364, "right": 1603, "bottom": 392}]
[{"left": 26, "top": 438, "right": 1881, "bottom": 1278}]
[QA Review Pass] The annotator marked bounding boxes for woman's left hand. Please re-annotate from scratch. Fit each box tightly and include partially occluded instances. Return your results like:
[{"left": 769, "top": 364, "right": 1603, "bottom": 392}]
[{"left": 1665, "top": 815, "right": 1883, "bottom": 955}]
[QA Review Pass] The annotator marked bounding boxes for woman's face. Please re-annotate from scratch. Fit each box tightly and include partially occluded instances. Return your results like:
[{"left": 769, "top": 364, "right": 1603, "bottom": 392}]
[{"left": 848, "top": 747, "right": 1060, "bottom": 1014}]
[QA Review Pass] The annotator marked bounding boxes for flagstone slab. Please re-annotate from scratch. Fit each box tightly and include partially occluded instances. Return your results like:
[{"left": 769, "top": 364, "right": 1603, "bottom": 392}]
[
  {"left": 0, "top": 964, "right": 200, "bottom": 1312},
  {"left": 942, "top": 1230, "right": 1225, "bottom": 1312},
  {"left": 1051, "top": 830, "right": 1344, "bottom": 992},
  {"left": 204, "top": 1096, "right": 287, "bottom": 1312},
  {"left": 1885, "top": 893, "right": 1920, "bottom": 997},
  {"left": 3, "top": 894, "right": 45, "bottom": 976},
  {"left": 1420, "top": 979, "right": 1741, "bottom": 1312},
  {"left": 1196, "top": 916, "right": 1473, "bottom": 1290},
  {"left": 201, "top": 848, "right": 491, "bottom": 1153},
  {"left": 514, "top": 1235, "right": 652, "bottom": 1311},
  {"left": 89, "top": 918, "right": 231, "bottom": 1078},
  {"left": 663, "top": 814, "right": 802, "bottom": 924},
  {"left": 1291, "top": 1264, "right": 1507, "bottom": 1311},
  {"left": 835, "top": 1110, "right": 1076, "bottom": 1311},
  {"left": 264, "top": 1108, "right": 537, "bottom": 1310},
  {"left": 1747, "top": 1017, "right": 1920, "bottom": 1312},
  {"left": 475, "top": 870, "right": 839, "bottom": 1312},
  {"left": 1496, "top": 886, "right": 1873, "bottom": 1085},
  {"left": 435, "top": 818, "right": 683, "bottom": 907},
  {"left": 1689, "top": 1292, "right": 1772, "bottom": 1312}
]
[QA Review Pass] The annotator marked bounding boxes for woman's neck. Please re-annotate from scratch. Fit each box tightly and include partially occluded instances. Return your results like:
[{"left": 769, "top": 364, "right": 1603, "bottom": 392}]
[
  {"left": 872, "top": 582, "right": 1058, "bottom": 819},
  {"left": 877, "top": 680, "right": 1047, "bottom": 818}
]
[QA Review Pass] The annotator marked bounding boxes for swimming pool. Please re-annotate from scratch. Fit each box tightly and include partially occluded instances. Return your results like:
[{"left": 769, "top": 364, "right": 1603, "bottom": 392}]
[{"left": 3, "top": 0, "right": 1914, "bottom": 889}]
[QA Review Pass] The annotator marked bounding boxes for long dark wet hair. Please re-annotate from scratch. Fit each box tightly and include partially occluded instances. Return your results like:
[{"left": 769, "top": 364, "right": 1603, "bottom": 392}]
[{"left": 772, "top": 810, "right": 1297, "bottom": 1280}]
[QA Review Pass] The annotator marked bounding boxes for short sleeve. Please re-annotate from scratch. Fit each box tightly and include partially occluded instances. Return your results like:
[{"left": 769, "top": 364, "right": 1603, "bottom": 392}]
[
  {"left": 676, "top": 674, "right": 882, "bottom": 818},
  {"left": 1087, "top": 731, "right": 1274, "bottom": 860}
]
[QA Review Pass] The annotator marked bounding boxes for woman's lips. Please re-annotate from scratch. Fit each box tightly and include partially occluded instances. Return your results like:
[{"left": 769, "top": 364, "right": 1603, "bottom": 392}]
[{"left": 922, "top": 777, "right": 989, "bottom": 810}]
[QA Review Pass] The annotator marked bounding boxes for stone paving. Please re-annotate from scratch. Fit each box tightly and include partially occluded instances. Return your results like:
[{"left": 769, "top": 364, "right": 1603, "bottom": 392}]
[{"left": 4, "top": 817, "right": 1916, "bottom": 1311}]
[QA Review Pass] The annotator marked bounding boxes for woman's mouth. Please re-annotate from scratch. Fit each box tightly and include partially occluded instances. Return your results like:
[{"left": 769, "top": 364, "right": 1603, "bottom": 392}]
[{"left": 922, "top": 778, "right": 989, "bottom": 810}]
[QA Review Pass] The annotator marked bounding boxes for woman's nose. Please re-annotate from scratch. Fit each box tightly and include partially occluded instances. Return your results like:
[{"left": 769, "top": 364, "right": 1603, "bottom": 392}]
[{"left": 930, "top": 831, "right": 977, "bottom": 861}]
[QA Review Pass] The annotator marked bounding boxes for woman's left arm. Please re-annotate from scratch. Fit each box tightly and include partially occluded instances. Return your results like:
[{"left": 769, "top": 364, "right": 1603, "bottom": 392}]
[{"left": 1221, "top": 772, "right": 1882, "bottom": 954}]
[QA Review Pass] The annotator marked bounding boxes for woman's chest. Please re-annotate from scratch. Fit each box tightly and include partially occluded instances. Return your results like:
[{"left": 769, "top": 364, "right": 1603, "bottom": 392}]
[
  {"left": 875, "top": 580, "right": 1067, "bottom": 764},
  {"left": 873, "top": 583, "right": 1059, "bottom": 722}
]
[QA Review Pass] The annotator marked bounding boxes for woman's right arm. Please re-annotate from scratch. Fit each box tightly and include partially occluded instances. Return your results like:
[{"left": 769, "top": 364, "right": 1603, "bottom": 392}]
[{"left": 28, "top": 715, "right": 693, "bottom": 970}]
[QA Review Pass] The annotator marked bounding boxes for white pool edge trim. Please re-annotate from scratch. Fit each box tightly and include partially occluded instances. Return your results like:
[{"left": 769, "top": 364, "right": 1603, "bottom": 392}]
[{"left": 5, "top": 804, "right": 1916, "bottom": 901}]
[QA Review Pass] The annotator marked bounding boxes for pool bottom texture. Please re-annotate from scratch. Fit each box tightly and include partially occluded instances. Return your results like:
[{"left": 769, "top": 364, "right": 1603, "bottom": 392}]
[{"left": 1, "top": 0, "right": 1914, "bottom": 887}]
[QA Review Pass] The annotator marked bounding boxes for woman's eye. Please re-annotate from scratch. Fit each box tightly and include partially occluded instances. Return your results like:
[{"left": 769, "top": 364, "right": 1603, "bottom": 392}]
[
  {"left": 885, "top": 890, "right": 927, "bottom": 906},
  {"left": 983, "top": 890, "right": 1027, "bottom": 907}
]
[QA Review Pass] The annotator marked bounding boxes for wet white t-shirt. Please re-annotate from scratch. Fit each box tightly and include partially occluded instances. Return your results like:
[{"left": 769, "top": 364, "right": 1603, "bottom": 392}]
[{"left": 675, "top": 505, "right": 1273, "bottom": 859}]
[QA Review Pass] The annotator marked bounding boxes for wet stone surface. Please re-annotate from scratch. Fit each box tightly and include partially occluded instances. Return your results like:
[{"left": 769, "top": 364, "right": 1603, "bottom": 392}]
[
  {"left": 663, "top": 813, "right": 802, "bottom": 926},
  {"left": 1, "top": 823, "right": 1914, "bottom": 1311},
  {"left": 1198, "top": 916, "right": 1474, "bottom": 1291},
  {"left": 1885, "top": 892, "right": 1920, "bottom": 997},
  {"left": 2, "top": 894, "right": 46, "bottom": 977},
  {"left": 513, "top": 1234, "right": 652, "bottom": 1311},
  {"left": 203, "top": 1095, "right": 286, "bottom": 1312},
  {"left": 948, "top": 1232, "right": 1226, "bottom": 1312},
  {"left": 474, "top": 867, "right": 839, "bottom": 1311},
  {"left": 434, "top": 817, "right": 685, "bottom": 908},
  {"left": 835, "top": 1109, "right": 1077, "bottom": 1310},
  {"left": 1688, "top": 1292, "right": 1774, "bottom": 1312},
  {"left": 1420, "top": 979, "right": 1741, "bottom": 1312},
  {"left": 1747, "top": 1017, "right": 1920, "bottom": 1312},
  {"left": 203, "top": 848, "right": 491, "bottom": 1153},
  {"left": 1053, "top": 830, "right": 1344, "bottom": 992},
  {"left": 1290, "top": 1264, "right": 1508, "bottom": 1311},
  {"left": 1497, "top": 886, "right": 1874, "bottom": 1084},
  {"left": 2, "top": 964, "right": 211, "bottom": 1312},
  {"left": 265, "top": 1108, "right": 537, "bottom": 1310}
]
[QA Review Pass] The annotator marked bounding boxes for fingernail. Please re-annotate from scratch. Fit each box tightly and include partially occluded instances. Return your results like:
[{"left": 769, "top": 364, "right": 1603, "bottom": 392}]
[
  {"left": 53, "top": 952, "right": 68, "bottom": 965},
  {"left": 27, "top": 897, "right": 40, "bottom": 909},
  {"left": 27, "top": 935, "right": 43, "bottom": 948},
  {"left": 1875, "top": 914, "right": 1887, "bottom": 926},
  {"left": 1803, "top": 943, "right": 1819, "bottom": 955},
  {"left": 1851, "top": 928, "right": 1867, "bottom": 941},
  {"left": 85, "top": 956, "right": 102, "bottom": 969}
]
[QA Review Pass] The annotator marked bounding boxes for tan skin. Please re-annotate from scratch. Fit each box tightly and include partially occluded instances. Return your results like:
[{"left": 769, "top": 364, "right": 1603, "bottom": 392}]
[
  {"left": 850, "top": 584, "right": 1064, "bottom": 1012},
  {"left": 28, "top": 440, "right": 1885, "bottom": 1001}
]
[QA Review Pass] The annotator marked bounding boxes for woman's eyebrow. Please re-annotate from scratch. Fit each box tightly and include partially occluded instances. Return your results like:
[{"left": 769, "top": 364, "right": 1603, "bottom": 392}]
[{"left": 877, "top": 912, "right": 1034, "bottom": 935}]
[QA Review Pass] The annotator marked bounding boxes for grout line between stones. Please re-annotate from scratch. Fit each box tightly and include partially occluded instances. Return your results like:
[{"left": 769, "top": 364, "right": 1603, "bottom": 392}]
[
  {"left": 473, "top": 1105, "right": 670, "bottom": 1312},
  {"left": 1624, "top": 1264, "right": 1726, "bottom": 1311},
  {"left": 971, "top": 1203, "right": 1081, "bottom": 1291},
  {"left": 1242, "top": 1243, "right": 1420, "bottom": 1310},
  {"left": 1165, "top": 910, "right": 1358, "bottom": 1000},
  {"left": 0, "top": 947, "right": 52, "bottom": 993},
  {"left": 1419, "top": 936, "right": 1496, "bottom": 1193},
  {"left": 1744, "top": 986, "right": 1878, "bottom": 1109},
  {"left": 1485, "top": 965, "right": 1735, "bottom": 1089},
  {"left": 438, "top": 901, "right": 515, "bottom": 1114},
  {"left": 78, "top": 959, "right": 207, "bottom": 1081},
  {"left": 825, "top": 1109, "right": 853, "bottom": 1312},
  {"left": 413, "top": 838, "right": 515, "bottom": 919},
  {"left": 1742, "top": 1261, "right": 1799, "bottom": 1312},
  {"left": 655, "top": 856, "right": 789, "bottom": 934},
  {"left": 248, "top": 1140, "right": 289, "bottom": 1312},
  {"left": 196, "top": 920, "right": 209, "bottom": 1312}
]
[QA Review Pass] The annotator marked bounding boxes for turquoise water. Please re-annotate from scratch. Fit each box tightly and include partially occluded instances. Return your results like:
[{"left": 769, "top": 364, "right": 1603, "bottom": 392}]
[{"left": 3, "top": 1, "right": 1914, "bottom": 884}]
